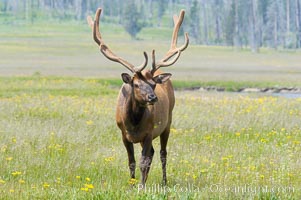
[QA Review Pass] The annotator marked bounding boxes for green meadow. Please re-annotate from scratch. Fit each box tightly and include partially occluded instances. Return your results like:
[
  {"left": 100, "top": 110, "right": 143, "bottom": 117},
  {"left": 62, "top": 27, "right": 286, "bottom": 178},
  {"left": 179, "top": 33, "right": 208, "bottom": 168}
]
[{"left": 0, "top": 21, "right": 301, "bottom": 199}]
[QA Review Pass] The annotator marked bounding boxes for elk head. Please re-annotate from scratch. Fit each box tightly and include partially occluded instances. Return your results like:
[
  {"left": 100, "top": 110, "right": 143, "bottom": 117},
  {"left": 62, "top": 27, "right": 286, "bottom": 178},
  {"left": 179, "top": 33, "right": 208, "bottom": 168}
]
[
  {"left": 121, "top": 71, "right": 171, "bottom": 106},
  {"left": 87, "top": 8, "right": 189, "bottom": 106}
]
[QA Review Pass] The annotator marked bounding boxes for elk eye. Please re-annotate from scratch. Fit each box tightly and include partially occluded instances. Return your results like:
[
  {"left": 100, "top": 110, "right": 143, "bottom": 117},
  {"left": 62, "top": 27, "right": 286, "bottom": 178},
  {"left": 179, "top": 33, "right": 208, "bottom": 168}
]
[{"left": 134, "top": 83, "right": 139, "bottom": 88}]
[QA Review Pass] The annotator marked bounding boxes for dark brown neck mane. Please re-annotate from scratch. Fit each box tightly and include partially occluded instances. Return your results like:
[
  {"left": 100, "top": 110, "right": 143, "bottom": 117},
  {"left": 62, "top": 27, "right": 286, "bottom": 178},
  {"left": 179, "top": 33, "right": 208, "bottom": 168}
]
[{"left": 125, "top": 89, "right": 147, "bottom": 127}]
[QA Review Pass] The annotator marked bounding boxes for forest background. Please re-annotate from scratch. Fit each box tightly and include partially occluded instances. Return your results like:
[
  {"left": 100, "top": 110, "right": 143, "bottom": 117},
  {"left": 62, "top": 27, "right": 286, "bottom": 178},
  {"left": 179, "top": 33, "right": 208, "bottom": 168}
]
[{"left": 1, "top": 0, "right": 301, "bottom": 53}]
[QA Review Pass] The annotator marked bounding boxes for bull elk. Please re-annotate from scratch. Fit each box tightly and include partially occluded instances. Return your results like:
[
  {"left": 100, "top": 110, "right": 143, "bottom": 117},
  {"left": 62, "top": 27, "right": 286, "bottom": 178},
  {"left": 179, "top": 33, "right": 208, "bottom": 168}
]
[{"left": 87, "top": 8, "right": 189, "bottom": 186}]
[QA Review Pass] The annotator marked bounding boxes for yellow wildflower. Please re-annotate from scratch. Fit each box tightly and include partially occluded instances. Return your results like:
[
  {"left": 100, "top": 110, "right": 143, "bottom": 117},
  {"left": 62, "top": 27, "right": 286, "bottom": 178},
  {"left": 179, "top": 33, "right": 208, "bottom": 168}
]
[
  {"left": 11, "top": 137, "right": 17, "bottom": 143},
  {"left": 19, "top": 179, "right": 25, "bottom": 184},
  {"left": 1, "top": 145, "right": 7, "bottom": 152},
  {"left": 43, "top": 182, "right": 50, "bottom": 188},
  {"left": 12, "top": 171, "right": 22, "bottom": 176},
  {"left": 86, "top": 120, "right": 94, "bottom": 125},
  {"left": 85, "top": 184, "right": 94, "bottom": 189},
  {"left": 170, "top": 128, "right": 178, "bottom": 134},
  {"left": 204, "top": 135, "right": 211, "bottom": 141},
  {"left": 128, "top": 178, "right": 138, "bottom": 185},
  {"left": 221, "top": 157, "right": 228, "bottom": 162},
  {"left": 81, "top": 187, "right": 89, "bottom": 192},
  {"left": 6, "top": 157, "right": 13, "bottom": 161},
  {"left": 260, "top": 138, "right": 267, "bottom": 143},
  {"left": 104, "top": 156, "right": 115, "bottom": 162}
]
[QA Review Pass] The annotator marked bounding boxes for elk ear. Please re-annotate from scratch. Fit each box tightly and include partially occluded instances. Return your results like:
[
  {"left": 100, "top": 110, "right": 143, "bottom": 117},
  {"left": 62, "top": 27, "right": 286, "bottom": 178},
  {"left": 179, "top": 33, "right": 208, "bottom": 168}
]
[
  {"left": 121, "top": 73, "right": 132, "bottom": 84},
  {"left": 153, "top": 73, "right": 172, "bottom": 84}
]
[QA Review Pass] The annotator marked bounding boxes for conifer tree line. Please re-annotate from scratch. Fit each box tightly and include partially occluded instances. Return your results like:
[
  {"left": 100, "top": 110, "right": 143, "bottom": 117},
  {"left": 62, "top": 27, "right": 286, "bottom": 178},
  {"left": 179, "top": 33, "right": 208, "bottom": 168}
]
[{"left": 1, "top": 0, "right": 301, "bottom": 50}]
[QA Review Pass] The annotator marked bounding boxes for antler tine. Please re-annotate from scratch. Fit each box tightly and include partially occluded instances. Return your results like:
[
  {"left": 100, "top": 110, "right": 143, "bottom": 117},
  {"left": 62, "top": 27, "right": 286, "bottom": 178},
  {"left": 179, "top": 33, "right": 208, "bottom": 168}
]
[
  {"left": 152, "top": 50, "right": 181, "bottom": 72},
  {"left": 87, "top": 16, "right": 94, "bottom": 28},
  {"left": 134, "top": 51, "right": 148, "bottom": 73},
  {"left": 152, "top": 50, "right": 156, "bottom": 70},
  {"left": 88, "top": 8, "right": 148, "bottom": 73},
  {"left": 170, "top": 10, "right": 184, "bottom": 50},
  {"left": 152, "top": 9, "right": 189, "bottom": 74},
  {"left": 93, "top": 8, "right": 102, "bottom": 45}
]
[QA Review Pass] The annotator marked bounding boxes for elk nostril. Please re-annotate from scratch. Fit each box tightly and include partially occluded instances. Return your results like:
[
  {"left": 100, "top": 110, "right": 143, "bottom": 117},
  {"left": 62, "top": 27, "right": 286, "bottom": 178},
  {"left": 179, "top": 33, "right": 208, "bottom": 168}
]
[{"left": 148, "top": 94, "right": 158, "bottom": 102}]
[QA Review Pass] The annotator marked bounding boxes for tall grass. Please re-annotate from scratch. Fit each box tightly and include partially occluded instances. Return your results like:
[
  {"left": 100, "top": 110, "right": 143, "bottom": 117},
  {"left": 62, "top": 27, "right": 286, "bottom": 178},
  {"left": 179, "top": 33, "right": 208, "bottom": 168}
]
[{"left": 0, "top": 77, "right": 300, "bottom": 199}]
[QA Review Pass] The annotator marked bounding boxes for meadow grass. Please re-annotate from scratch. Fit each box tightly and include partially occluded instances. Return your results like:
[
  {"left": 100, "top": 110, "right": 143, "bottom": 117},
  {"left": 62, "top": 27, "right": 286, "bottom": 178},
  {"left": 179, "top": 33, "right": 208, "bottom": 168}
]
[
  {"left": 1, "top": 21, "right": 301, "bottom": 87},
  {"left": 0, "top": 77, "right": 300, "bottom": 199}
]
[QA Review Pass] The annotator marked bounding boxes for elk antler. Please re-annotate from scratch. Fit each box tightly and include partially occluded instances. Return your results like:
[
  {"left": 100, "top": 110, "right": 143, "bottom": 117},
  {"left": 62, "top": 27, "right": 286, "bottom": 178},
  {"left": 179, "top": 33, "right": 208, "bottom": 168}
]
[
  {"left": 151, "top": 9, "right": 189, "bottom": 74},
  {"left": 87, "top": 8, "right": 148, "bottom": 73}
]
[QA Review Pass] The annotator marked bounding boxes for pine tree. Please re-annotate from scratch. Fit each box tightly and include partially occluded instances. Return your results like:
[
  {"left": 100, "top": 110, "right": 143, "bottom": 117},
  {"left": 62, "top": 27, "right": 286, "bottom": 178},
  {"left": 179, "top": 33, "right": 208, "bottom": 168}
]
[
  {"left": 249, "top": 0, "right": 259, "bottom": 52},
  {"left": 267, "top": 0, "right": 286, "bottom": 48},
  {"left": 225, "top": 0, "right": 236, "bottom": 46},
  {"left": 296, "top": 0, "right": 301, "bottom": 47},
  {"left": 189, "top": 0, "right": 201, "bottom": 44},
  {"left": 122, "top": 0, "right": 145, "bottom": 39},
  {"left": 157, "top": 0, "right": 168, "bottom": 27},
  {"left": 213, "top": 0, "right": 224, "bottom": 44}
]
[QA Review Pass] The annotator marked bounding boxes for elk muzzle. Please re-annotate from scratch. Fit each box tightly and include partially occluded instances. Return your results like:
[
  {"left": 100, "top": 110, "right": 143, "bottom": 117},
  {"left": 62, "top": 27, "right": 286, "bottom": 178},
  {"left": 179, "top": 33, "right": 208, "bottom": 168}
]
[{"left": 148, "top": 94, "right": 158, "bottom": 104}]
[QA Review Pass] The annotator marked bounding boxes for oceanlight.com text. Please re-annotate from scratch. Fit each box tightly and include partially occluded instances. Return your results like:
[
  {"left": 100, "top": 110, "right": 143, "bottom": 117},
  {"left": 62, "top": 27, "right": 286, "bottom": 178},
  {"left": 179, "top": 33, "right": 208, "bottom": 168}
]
[{"left": 137, "top": 183, "right": 295, "bottom": 195}]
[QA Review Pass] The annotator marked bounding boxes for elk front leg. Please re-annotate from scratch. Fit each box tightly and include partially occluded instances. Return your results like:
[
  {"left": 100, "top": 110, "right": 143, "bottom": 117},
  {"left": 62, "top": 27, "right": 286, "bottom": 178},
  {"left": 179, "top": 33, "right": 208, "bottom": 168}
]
[
  {"left": 160, "top": 128, "right": 170, "bottom": 185},
  {"left": 122, "top": 136, "right": 136, "bottom": 179},
  {"left": 140, "top": 134, "right": 154, "bottom": 186}
]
